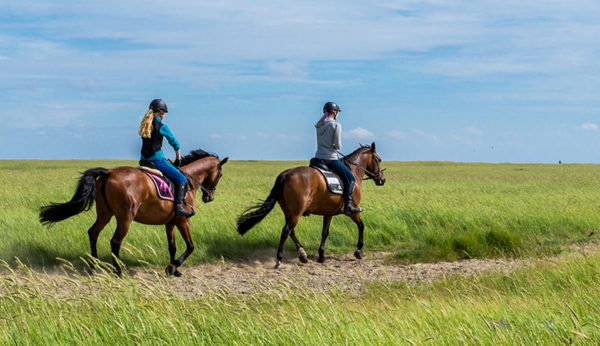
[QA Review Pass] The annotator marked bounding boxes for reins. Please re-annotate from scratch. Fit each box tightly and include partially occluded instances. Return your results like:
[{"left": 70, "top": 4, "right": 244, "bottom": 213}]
[
  {"left": 179, "top": 169, "right": 215, "bottom": 194},
  {"left": 337, "top": 149, "right": 386, "bottom": 181}
]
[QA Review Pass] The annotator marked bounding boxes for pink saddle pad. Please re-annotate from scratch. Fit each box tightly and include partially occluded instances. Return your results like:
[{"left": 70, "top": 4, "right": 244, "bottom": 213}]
[{"left": 144, "top": 172, "right": 175, "bottom": 201}]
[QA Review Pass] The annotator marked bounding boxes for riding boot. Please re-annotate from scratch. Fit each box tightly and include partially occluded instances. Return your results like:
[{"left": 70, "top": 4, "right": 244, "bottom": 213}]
[
  {"left": 344, "top": 183, "right": 363, "bottom": 215},
  {"left": 174, "top": 182, "right": 194, "bottom": 218}
]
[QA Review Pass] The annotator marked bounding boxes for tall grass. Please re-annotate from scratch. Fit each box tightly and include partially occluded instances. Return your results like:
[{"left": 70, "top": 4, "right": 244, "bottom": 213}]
[
  {"left": 1, "top": 160, "right": 599, "bottom": 267},
  {"left": 1, "top": 246, "right": 600, "bottom": 344}
]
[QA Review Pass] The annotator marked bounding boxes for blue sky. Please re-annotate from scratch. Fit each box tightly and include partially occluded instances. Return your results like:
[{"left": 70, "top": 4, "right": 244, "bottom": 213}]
[{"left": 1, "top": 1, "right": 599, "bottom": 162}]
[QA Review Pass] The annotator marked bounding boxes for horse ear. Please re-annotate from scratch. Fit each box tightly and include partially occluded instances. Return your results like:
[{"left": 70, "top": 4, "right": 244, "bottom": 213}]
[
  {"left": 371, "top": 142, "right": 376, "bottom": 152},
  {"left": 220, "top": 157, "right": 229, "bottom": 166}
]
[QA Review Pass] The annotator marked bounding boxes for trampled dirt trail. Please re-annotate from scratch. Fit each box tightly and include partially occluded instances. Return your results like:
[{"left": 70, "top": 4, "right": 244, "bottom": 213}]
[
  {"left": 129, "top": 251, "right": 525, "bottom": 296},
  {"left": 6, "top": 246, "right": 586, "bottom": 297}
]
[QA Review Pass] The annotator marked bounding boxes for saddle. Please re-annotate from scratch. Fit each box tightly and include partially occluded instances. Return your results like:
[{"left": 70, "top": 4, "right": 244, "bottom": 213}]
[
  {"left": 137, "top": 160, "right": 176, "bottom": 201},
  {"left": 309, "top": 158, "right": 344, "bottom": 195}
]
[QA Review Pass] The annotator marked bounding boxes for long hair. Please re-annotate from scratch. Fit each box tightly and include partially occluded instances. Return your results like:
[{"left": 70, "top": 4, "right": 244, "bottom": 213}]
[{"left": 138, "top": 109, "right": 155, "bottom": 138}]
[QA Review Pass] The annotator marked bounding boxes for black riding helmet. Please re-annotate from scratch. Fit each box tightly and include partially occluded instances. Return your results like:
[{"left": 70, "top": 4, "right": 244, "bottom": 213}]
[
  {"left": 323, "top": 102, "right": 341, "bottom": 113},
  {"left": 149, "top": 99, "right": 168, "bottom": 113}
]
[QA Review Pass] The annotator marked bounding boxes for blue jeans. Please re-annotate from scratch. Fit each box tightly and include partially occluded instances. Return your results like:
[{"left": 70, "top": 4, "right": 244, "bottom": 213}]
[
  {"left": 324, "top": 159, "right": 355, "bottom": 196},
  {"left": 151, "top": 159, "right": 187, "bottom": 184}
]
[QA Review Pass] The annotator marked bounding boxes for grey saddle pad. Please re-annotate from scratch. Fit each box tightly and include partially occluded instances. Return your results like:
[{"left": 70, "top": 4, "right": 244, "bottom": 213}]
[{"left": 309, "top": 158, "right": 344, "bottom": 195}]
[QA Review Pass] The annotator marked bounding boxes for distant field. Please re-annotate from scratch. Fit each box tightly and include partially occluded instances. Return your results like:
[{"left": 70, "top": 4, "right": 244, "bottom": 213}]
[{"left": 1, "top": 159, "right": 600, "bottom": 268}]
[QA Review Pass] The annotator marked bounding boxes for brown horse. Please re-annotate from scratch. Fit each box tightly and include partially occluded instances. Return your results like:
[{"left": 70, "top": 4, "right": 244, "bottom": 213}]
[
  {"left": 237, "top": 142, "right": 386, "bottom": 268},
  {"left": 40, "top": 149, "right": 228, "bottom": 276}
]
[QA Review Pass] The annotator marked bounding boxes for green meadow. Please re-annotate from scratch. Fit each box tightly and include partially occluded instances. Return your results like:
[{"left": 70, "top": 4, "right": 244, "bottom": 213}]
[
  {"left": 2, "top": 159, "right": 600, "bottom": 344},
  {"left": 1, "top": 160, "right": 598, "bottom": 267},
  {"left": 1, "top": 242, "right": 600, "bottom": 344}
]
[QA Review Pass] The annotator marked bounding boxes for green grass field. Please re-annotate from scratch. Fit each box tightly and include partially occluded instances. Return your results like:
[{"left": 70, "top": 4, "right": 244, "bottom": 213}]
[
  {"left": 1, "top": 160, "right": 599, "bottom": 267},
  {"left": 2, "top": 159, "right": 600, "bottom": 344},
  {"left": 1, "top": 244, "right": 600, "bottom": 344}
]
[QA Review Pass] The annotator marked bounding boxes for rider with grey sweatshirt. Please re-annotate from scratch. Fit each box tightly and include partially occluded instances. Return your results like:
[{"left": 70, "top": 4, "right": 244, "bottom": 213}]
[{"left": 314, "top": 102, "right": 362, "bottom": 214}]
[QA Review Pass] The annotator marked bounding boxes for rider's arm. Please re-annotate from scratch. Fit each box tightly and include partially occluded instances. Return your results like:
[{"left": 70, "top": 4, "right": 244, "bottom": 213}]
[
  {"left": 159, "top": 124, "right": 181, "bottom": 152},
  {"left": 333, "top": 123, "right": 342, "bottom": 150}
]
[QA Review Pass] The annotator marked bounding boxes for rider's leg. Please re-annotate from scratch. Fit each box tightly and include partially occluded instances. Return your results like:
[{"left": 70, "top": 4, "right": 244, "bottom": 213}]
[
  {"left": 326, "top": 160, "right": 362, "bottom": 214},
  {"left": 152, "top": 159, "right": 194, "bottom": 218}
]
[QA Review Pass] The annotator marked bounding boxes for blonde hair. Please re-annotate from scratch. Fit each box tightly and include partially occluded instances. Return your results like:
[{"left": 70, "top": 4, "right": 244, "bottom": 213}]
[{"left": 138, "top": 109, "right": 155, "bottom": 138}]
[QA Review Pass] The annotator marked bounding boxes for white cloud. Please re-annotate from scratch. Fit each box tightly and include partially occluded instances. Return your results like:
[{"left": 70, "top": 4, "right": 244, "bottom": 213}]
[
  {"left": 388, "top": 130, "right": 409, "bottom": 139},
  {"left": 411, "top": 128, "right": 440, "bottom": 143},
  {"left": 581, "top": 123, "right": 598, "bottom": 130},
  {"left": 465, "top": 126, "right": 484, "bottom": 136},
  {"left": 346, "top": 127, "right": 374, "bottom": 139},
  {"left": 266, "top": 61, "right": 307, "bottom": 79},
  {"left": 210, "top": 133, "right": 222, "bottom": 139}
]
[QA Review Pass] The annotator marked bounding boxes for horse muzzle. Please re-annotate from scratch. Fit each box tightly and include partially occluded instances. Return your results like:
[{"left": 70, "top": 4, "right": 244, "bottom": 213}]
[
  {"left": 202, "top": 193, "right": 214, "bottom": 203},
  {"left": 375, "top": 177, "right": 386, "bottom": 186}
]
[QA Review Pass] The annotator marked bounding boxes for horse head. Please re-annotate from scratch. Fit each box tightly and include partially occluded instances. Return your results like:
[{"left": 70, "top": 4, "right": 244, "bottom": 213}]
[
  {"left": 179, "top": 149, "right": 229, "bottom": 203},
  {"left": 352, "top": 142, "right": 386, "bottom": 186},
  {"left": 199, "top": 157, "right": 228, "bottom": 203}
]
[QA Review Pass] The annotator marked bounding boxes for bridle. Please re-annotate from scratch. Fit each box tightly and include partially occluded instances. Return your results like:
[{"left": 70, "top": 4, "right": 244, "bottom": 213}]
[
  {"left": 180, "top": 169, "right": 216, "bottom": 195},
  {"left": 338, "top": 148, "right": 386, "bottom": 184}
]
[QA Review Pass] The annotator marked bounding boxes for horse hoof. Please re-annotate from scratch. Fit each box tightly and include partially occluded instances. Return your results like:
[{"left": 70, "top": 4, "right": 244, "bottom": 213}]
[
  {"left": 165, "top": 264, "right": 178, "bottom": 276},
  {"left": 298, "top": 248, "right": 308, "bottom": 263},
  {"left": 275, "top": 261, "right": 283, "bottom": 270},
  {"left": 173, "top": 270, "right": 182, "bottom": 277},
  {"left": 354, "top": 250, "right": 363, "bottom": 259},
  {"left": 317, "top": 257, "right": 325, "bottom": 263}
]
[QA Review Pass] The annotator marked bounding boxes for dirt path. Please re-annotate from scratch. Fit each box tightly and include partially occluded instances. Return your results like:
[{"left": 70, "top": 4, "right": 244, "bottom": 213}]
[
  {"left": 1, "top": 248, "right": 568, "bottom": 297},
  {"left": 4, "top": 244, "right": 597, "bottom": 298},
  {"left": 126, "top": 251, "right": 525, "bottom": 296}
]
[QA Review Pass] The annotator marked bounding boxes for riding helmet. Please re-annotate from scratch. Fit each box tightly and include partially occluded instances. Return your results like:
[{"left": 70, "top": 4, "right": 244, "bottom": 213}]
[
  {"left": 323, "top": 102, "right": 341, "bottom": 113},
  {"left": 149, "top": 99, "right": 168, "bottom": 113}
]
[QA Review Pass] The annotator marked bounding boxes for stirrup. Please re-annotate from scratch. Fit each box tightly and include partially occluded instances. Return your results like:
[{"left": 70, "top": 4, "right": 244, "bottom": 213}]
[
  {"left": 175, "top": 205, "right": 194, "bottom": 218},
  {"left": 344, "top": 201, "right": 363, "bottom": 214},
  {"left": 344, "top": 206, "right": 363, "bottom": 215},
  {"left": 174, "top": 182, "right": 194, "bottom": 218}
]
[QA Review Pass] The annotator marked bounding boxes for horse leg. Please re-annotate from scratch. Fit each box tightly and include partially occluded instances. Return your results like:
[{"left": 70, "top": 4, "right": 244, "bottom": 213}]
[
  {"left": 110, "top": 217, "right": 132, "bottom": 276},
  {"left": 349, "top": 213, "right": 365, "bottom": 259},
  {"left": 275, "top": 215, "right": 300, "bottom": 269},
  {"left": 164, "top": 221, "right": 179, "bottom": 277},
  {"left": 275, "top": 223, "right": 290, "bottom": 269},
  {"left": 166, "top": 219, "right": 194, "bottom": 277},
  {"left": 289, "top": 230, "right": 308, "bottom": 264},
  {"left": 87, "top": 211, "right": 112, "bottom": 268},
  {"left": 318, "top": 215, "right": 333, "bottom": 263}
]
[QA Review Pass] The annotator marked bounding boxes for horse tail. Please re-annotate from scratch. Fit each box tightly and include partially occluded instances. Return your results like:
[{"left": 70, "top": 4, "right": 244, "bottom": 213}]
[
  {"left": 237, "top": 173, "right": 287, "bottom": 235},
  {"left": 39, "top": 167, "right": 109, "bottom": 226}
]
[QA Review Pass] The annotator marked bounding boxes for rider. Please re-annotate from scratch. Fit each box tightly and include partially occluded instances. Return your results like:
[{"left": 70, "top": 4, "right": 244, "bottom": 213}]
[
  {"left": 315, "top": 102, "right": 362, "bottom": 214},
  {"left": 139, "top": 99, "right": 194, "bottom": 218}
]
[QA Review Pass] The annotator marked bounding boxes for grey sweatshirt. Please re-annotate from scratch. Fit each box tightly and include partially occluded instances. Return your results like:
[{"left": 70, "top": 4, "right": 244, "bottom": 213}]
[{"left": 315, "top": 118, "right": 342, "bottom": 160}]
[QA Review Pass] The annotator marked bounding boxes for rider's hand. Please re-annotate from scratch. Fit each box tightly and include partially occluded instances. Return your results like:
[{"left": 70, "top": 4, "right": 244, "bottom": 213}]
[{"left": 174, "top": 158, "right": 181, "bottom": 167}]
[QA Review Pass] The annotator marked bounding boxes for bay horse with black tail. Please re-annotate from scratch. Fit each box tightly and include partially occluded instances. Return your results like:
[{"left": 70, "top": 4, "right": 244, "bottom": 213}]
[
  {"left": 40, "top": 149, "right": 228, "bottom": 276},
  {"left": 237, "top": 142, "right": 385, "bottom": 269}
]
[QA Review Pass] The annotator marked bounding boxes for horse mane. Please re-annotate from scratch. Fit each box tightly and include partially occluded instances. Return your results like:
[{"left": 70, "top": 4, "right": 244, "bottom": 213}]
[
  {"left": 180, "top": 149, "right": 219, "bottom": 166},
  {"left": 343, "top": 144, "right": 371, "bottom": 163}
]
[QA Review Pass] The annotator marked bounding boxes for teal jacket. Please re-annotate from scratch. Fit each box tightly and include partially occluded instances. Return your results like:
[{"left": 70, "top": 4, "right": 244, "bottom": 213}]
[{"left": 140, "top": 117, "right": 180, "bottom": 161}]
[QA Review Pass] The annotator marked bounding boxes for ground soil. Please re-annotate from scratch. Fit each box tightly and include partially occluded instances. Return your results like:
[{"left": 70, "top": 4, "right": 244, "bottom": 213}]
[
  {"left": 136, "top": 251, "right": 524, "bottom": 296},
  {"left": 5, "top": 245, "right": 595, "bottom": 297},
  {"left": 0, "top": 250, "right": 527, "bottom": 297}
]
